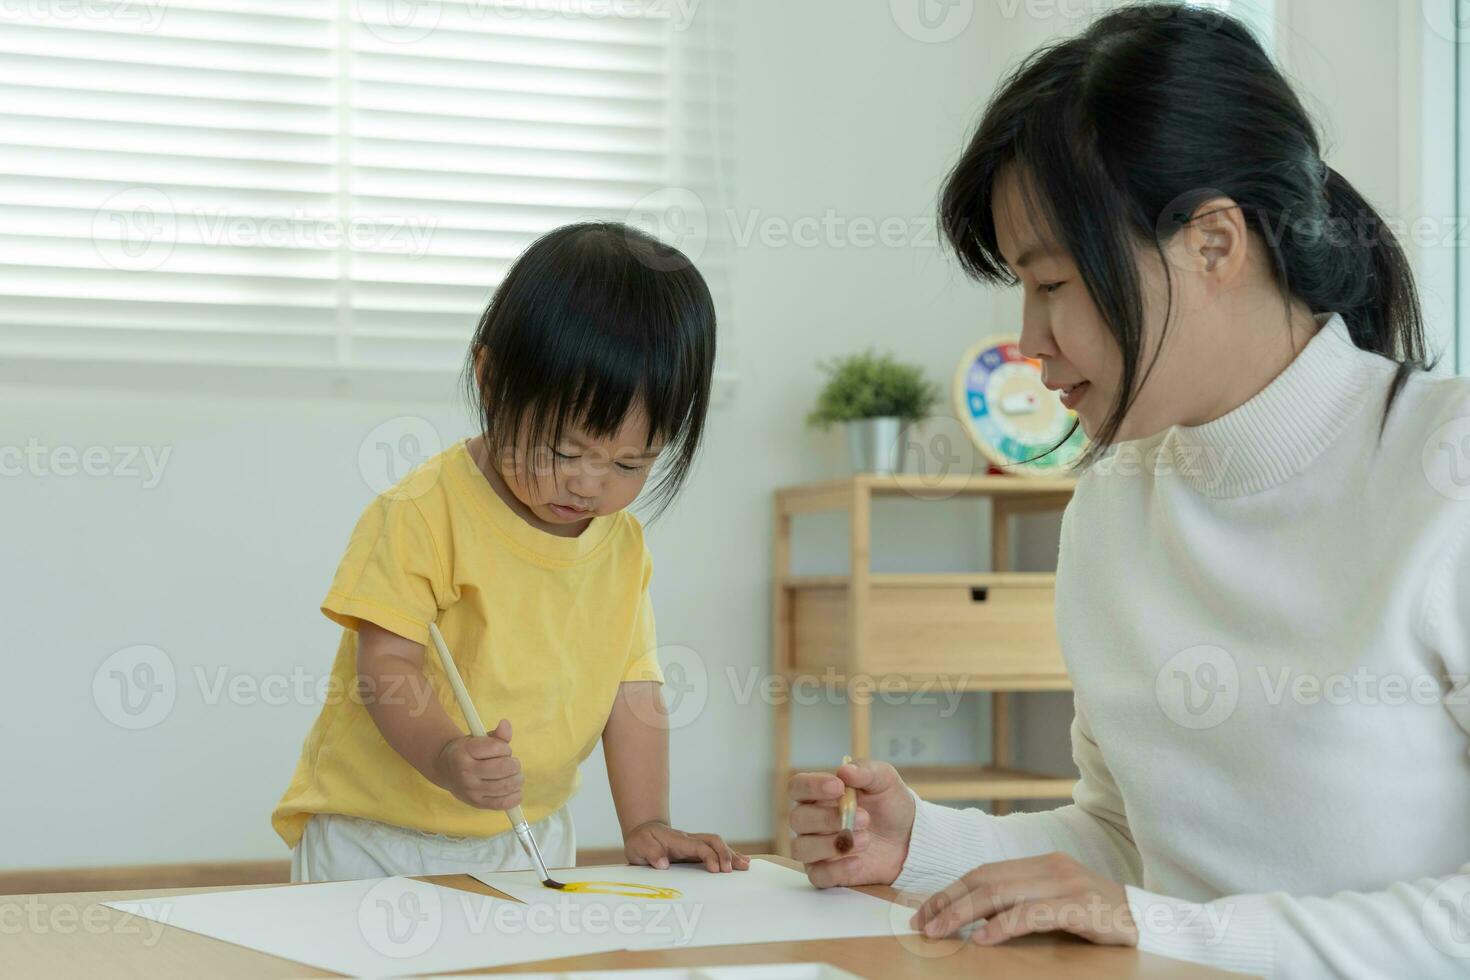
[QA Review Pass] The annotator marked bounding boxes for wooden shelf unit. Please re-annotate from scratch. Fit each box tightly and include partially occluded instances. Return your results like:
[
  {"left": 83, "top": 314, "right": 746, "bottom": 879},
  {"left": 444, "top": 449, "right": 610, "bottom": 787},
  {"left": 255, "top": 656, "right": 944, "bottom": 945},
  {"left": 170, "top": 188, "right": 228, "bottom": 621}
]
[
  {"left": 897, "top": 765, "right": 1079, "bottom": 801},
  {"left": 772, "top": 473, "right": 1077, "bottom": 856}
]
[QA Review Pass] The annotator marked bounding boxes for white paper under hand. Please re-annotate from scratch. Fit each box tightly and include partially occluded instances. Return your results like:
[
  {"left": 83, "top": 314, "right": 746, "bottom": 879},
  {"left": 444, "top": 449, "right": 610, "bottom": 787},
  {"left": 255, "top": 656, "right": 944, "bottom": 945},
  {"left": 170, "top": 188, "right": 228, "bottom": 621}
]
[{"left": 473, "top": 857, "right": 919, "bottom": 950}]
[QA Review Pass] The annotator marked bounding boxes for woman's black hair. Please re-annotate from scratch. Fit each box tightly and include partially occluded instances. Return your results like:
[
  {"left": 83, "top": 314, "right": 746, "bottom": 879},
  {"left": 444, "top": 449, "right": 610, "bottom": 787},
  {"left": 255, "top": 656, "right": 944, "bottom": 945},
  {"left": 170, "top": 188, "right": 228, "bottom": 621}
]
[
  {"left": 939, "top": 2, "right": 1429, "bottom": 463},
  {"left": 465, "top": 221, "right": 716, "bottom": 518}
]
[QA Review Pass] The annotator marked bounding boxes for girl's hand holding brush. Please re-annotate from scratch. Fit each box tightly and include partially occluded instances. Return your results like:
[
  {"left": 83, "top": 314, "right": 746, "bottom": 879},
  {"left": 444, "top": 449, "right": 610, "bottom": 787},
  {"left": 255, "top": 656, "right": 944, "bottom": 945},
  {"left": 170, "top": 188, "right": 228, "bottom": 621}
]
[{"left": 433, "top": 717, "right": 524, "bottom": 811}]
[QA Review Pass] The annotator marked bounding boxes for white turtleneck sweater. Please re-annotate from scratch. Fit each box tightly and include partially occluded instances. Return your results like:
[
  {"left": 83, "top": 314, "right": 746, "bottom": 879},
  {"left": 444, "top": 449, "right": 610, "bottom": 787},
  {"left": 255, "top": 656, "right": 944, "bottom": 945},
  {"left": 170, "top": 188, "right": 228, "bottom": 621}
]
[{"left": 894, "top": 313, "right": 1470, "bottom": 978}]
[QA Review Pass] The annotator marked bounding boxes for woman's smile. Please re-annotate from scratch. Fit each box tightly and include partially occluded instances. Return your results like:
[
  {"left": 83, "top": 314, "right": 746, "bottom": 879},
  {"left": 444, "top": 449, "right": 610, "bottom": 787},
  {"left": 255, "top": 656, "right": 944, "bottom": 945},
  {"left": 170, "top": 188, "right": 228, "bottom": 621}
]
[{"left": 1059, "top": 380, "right": 1090, "bottom": 410}]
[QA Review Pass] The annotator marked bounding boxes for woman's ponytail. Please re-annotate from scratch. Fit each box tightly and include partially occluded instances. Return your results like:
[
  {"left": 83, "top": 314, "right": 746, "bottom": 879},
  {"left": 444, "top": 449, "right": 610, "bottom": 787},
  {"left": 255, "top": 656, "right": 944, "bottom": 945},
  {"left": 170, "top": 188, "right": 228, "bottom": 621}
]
[
  {"left": 1284, "top": 165, "right": 1431, "bottom": 424},
  {"left": 1288, "top": 165, "right": 1427, "bottom": 367}
]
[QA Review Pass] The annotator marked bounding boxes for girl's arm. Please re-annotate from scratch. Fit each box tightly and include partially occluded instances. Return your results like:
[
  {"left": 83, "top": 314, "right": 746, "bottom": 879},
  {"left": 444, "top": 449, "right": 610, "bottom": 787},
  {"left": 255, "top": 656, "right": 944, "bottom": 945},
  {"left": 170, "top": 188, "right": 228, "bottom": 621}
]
[
  {"left": 357, "top": 620, "right": 524, "bottom": 809},
  {"left": 356, "top": 621, "right": 461, "bottom": 777},
  {"left": 602, "top": 680, "right": 749, "bottom": 872},
  {"left": 601, "top": 681, "right": 669, "bottom": 834}
]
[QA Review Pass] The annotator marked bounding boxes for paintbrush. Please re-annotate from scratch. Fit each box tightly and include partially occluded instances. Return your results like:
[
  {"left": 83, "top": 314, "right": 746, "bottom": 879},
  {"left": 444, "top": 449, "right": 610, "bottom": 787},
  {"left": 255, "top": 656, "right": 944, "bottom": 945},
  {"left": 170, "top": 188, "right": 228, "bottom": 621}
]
[
  {"left": 427, "top": 621, "right": 565, "bottom": 890},
  {"left": 836, "top": 753, "right": 856, "bottom": 854}
]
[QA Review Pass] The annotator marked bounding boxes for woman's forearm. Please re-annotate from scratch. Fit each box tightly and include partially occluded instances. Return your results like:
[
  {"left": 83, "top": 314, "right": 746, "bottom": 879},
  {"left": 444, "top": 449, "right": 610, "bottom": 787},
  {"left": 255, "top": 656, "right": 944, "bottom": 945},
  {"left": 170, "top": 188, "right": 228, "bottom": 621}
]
[{"left": 897, "top": 708, "right": 1143, "bottom": 894}]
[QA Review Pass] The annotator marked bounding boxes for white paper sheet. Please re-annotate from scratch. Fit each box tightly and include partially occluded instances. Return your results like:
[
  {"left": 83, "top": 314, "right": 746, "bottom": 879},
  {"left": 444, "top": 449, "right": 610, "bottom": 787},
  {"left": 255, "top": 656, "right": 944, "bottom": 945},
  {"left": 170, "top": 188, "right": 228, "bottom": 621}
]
[
  {"left": 473, "top": 859, "right": 918, "bottom": 951},
  {"left": 487, "top": 966, "right": 865, "bottom": 980},
  {"left": 105, "top": 876, "right": 630, "bottom": 977}
]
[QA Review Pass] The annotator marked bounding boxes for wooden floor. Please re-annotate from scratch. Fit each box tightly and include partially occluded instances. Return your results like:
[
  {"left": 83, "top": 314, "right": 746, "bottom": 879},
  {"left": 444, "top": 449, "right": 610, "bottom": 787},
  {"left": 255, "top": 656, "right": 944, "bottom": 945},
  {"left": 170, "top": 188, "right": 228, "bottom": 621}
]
[{"left": 0, "top": 841, "right": 774, "bottom": 896}]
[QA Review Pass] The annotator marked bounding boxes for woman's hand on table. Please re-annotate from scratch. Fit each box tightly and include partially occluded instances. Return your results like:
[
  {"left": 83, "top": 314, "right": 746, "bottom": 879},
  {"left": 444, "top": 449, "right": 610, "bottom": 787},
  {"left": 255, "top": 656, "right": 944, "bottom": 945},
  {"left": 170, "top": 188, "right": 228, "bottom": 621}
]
[
  {"left": 911, "top": 852, "right": 1137, "bottom": 946},
  {"left": 787, "top": 759, "right": 915, "bottom": 888}
]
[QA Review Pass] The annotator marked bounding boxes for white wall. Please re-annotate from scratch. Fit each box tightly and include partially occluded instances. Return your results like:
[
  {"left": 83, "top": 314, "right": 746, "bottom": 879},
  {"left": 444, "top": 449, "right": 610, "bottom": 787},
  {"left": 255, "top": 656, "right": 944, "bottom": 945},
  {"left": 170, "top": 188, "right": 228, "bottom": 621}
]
[
  {"left": 0, "top": 0, "right": 1437, "bottom": 870},
  {"left": 0, "top": 0, "right": 1030, "bottom": 871},
  {"left": 1, "top": 381, "right": 473, "bottom": 866},
  {"left": 1281, "top": 0, "right": 1456, "bottom": 359}
]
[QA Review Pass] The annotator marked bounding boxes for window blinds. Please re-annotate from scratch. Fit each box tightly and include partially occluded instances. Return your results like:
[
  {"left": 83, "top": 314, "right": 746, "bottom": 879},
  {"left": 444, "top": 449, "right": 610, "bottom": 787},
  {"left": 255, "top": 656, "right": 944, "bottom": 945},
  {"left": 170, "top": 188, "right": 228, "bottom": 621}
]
[{"left": 0, "top": 0, "right": 734, "bottom": 373}]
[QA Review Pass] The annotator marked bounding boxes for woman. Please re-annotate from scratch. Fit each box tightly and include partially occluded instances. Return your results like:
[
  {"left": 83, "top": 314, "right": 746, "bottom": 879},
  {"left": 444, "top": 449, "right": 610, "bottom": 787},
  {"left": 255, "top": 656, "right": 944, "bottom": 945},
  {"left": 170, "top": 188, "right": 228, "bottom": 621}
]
[{"left": 788, "top": 6, "right": 1470, "bottom": 978}]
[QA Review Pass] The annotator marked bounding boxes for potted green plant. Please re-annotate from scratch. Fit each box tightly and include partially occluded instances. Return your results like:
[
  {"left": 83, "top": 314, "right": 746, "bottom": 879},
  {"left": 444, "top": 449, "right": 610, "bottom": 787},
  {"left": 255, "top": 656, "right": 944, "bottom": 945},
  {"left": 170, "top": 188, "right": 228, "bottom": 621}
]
[{"left": 808, "top": 350, "right": 940, "bottom": 474}]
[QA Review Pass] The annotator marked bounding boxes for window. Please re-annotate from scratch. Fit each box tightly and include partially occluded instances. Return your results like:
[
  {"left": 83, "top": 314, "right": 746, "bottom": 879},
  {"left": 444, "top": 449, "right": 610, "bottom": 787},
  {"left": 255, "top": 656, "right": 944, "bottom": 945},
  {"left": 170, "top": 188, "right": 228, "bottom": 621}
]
[{"left": 0, "top": 0, "right": 734, "bottom": 375}]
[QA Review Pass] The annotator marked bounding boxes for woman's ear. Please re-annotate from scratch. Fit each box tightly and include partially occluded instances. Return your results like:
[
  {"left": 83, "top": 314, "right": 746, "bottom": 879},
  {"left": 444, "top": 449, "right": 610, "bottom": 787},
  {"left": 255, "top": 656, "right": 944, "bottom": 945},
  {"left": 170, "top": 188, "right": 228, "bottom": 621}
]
[
  {"left": 473, "top": 345, "right": 489, "bottom": 384},
  {"left": 1183, "top": 198, "right": 1247, "bottom": 281}
]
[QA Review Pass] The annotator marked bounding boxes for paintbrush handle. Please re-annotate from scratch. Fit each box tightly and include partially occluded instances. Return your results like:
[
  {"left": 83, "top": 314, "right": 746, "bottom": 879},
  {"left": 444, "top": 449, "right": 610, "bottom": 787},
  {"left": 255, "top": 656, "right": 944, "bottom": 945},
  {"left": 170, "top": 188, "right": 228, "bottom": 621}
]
[
  {"left": 427, "top": 622, "right": 487, "bottom": 735},
  {"left": 839, "top": 753, "right": 857, "bottom": 832},
  {"left": 426, "top": 622, "right": 530, "bottom": 828}
]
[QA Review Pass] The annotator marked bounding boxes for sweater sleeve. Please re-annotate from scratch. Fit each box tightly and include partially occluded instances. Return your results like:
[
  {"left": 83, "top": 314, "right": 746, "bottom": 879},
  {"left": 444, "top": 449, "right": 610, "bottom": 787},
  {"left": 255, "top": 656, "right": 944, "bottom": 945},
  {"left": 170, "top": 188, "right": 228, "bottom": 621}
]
[
  {"left": 893, "top": 696, "right": 1143, "bottom": 895},
  {"left": 1129, "top": 514, "right": 1470, "bottom": 979},
  {"left": 1126, "top": 863, "right": 1470, "bottom": 979}
]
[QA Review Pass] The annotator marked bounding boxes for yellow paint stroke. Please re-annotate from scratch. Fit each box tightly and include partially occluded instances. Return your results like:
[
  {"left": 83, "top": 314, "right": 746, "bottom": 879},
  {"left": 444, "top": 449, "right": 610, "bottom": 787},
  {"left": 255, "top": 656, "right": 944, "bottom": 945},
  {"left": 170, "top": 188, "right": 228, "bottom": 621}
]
[{"left": 557, "top": 881, "right": 682, "bottom": 900}]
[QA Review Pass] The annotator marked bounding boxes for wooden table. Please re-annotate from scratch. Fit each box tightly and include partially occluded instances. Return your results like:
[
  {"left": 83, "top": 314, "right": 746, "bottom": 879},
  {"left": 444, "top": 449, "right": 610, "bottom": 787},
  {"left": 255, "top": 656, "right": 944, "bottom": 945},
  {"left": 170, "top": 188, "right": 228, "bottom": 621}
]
[{"left": 3, "top": 856, "right": 1242, "bottom": 978}]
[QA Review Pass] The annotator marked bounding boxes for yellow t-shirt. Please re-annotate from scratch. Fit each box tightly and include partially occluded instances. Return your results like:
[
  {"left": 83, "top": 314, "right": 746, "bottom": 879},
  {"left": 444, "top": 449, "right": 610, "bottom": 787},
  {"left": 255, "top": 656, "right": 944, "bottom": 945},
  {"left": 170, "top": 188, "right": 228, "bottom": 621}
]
[{"left": 271, "top": 439, "right": 663, "bottom": 848}]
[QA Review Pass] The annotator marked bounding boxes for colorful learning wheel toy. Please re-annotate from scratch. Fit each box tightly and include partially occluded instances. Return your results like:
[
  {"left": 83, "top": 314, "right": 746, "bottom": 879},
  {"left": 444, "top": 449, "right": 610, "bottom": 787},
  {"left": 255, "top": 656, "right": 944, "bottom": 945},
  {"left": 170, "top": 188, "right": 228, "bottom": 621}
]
[{"left": 952, "top": 337, "right": 1086, "bottom": 475}]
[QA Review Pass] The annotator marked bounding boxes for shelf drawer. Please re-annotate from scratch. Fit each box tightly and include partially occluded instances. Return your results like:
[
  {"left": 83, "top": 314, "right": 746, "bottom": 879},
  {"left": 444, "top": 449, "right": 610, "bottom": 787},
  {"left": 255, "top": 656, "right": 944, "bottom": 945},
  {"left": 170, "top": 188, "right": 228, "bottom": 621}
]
[{"left": 789, "top": 579, "right": 1069, "bottom": 685}]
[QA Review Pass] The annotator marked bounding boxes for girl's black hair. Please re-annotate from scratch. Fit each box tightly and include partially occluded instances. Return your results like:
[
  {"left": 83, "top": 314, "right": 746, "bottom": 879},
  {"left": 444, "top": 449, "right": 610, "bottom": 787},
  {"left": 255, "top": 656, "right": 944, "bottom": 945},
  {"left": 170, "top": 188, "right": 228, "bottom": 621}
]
[
  {"left": 465, "top": 221, "right": 716, "bottom": 518},
  {"left": 939, "top": 2, "right": 1430, "bottom": 462}
]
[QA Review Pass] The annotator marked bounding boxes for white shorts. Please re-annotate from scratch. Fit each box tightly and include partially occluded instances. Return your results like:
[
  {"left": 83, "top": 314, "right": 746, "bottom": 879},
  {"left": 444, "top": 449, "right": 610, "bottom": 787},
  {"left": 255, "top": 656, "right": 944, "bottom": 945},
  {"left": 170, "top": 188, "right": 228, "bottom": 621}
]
[{"left": 290, "top": 806, "right": 576, "bottom": 882}]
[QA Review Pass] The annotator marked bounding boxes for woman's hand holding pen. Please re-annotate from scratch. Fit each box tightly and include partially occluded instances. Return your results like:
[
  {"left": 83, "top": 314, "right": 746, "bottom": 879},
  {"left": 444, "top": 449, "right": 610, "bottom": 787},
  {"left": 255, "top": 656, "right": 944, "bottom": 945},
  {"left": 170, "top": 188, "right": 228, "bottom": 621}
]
[
  {"left": 787, "top": 759, "right": 915, "bottom": 888},
  {"left": 433, "top": 717, "right": 525, "bottom": 811},
  {"left": 790, "top": 759, "right": 1136, "bottom": 945}
]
